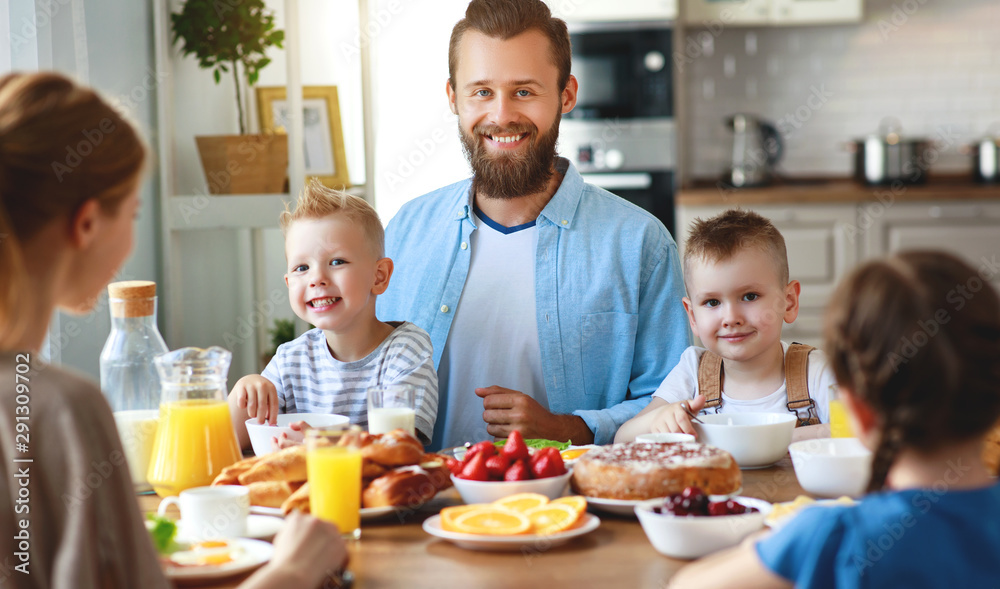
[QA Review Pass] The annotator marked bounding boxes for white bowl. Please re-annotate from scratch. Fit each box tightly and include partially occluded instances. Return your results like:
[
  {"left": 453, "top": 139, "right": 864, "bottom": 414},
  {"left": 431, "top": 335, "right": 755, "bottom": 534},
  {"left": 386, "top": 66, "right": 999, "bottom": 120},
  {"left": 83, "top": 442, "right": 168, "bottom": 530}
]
[
  {"left": 789, "top": 437, "right": 873, "bottom": 498},
  {"left": 635, "top": 496, "right": 771, "bottom": 559},
  {"left": 635, "top": 432, "right": 696, "bottom": 444},
  {"left": 693, "top": 413, "right": 797, "bottom": 468},
  {"left": 450, "top": 470, "right": 572, "bottom": 504},
  {"left": 245, "top": 413, "right": 350, "bottom": 456}
]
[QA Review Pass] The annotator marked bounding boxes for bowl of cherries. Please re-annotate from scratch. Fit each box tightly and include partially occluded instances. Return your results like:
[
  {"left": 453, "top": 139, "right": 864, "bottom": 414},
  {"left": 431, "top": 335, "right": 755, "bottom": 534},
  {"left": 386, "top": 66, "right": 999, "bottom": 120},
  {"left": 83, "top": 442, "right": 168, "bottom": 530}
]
[{"left": 635, "top": 486, "right": 771, "bottom": 559}]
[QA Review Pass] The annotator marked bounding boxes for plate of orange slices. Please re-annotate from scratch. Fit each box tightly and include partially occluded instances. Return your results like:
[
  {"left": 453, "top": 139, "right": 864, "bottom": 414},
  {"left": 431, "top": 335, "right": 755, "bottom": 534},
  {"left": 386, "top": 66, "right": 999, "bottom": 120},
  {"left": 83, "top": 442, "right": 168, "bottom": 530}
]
[{"left": 422, "top": 494, "right": 599, "bottom": 551}]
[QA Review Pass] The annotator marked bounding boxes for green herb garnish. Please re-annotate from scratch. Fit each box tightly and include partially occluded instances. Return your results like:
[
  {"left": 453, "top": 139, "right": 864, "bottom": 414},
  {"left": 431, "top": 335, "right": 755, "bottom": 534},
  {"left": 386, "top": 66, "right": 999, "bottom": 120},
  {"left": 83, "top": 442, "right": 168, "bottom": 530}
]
[{"left": 146, "top": 514, "right": 178, "bottom": 554}]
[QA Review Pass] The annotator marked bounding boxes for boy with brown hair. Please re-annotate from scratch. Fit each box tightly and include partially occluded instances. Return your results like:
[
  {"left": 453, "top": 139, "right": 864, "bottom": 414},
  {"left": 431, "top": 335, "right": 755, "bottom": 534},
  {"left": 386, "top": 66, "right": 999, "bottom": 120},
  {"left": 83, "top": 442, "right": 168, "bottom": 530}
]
[
  {"left": 229, "top": 180, "right": 438, "bottom": 447},
  {"left": 616, "top": 209, "right": 834, "bottom": 442}
]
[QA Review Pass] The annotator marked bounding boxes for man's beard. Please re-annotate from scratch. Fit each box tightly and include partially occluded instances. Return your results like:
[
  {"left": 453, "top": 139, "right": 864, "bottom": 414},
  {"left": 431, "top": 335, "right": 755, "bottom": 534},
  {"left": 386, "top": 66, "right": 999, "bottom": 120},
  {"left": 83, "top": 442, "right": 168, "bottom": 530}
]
[{"left": 459, "top": 112, "right": 560, "bottom": 200}]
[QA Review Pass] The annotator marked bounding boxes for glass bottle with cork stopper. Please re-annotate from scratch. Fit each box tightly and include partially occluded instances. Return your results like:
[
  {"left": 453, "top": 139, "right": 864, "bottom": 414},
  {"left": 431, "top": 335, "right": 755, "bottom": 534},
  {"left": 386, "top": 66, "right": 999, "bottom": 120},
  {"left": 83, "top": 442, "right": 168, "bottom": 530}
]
[{"left": 99, "top": 280, "right": 169, "bottom": 492}]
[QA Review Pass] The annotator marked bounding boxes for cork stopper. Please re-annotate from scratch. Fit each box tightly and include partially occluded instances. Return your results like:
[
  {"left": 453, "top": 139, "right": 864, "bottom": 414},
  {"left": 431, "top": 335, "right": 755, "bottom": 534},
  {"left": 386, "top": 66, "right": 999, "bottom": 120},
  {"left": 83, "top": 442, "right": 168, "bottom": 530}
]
[{"left": 108, "top": 280, "right": 157, "bottom": 318}]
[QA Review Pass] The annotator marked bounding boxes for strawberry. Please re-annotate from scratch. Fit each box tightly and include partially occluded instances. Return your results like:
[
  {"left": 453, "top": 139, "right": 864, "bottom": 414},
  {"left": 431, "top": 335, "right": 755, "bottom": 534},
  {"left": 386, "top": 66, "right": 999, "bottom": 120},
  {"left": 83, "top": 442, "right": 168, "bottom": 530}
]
[
  {"left": 445, "top": 457, "right": 463, "bottom": 476},
  {"left": 501, "top": 430, "right": 530, "bottom": 462},
  {"left": 484, "top": 454, "right": 510, "bottom": 480},
  {"left": 504, "top": 459, "right": 531, "bottom": 481},
  {"left": 463, "top": 440, "right": 496, "bottom": 464},
  {"left": 529, "top": 446, "right": 561, "bottom": 471},
  {"left": 530, "top": 450, "right": 566, "bottom": 479},
  {"left": 459, "top": 452, "right": 489, "bottom": 481}
]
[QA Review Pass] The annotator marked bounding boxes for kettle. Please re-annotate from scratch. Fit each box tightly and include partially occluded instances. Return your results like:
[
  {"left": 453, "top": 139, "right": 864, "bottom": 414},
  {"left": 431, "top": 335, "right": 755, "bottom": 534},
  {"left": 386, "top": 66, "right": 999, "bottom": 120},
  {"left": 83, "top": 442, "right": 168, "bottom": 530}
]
[{"left": 724, "top": 114, "right": 783, "bottom": 188}]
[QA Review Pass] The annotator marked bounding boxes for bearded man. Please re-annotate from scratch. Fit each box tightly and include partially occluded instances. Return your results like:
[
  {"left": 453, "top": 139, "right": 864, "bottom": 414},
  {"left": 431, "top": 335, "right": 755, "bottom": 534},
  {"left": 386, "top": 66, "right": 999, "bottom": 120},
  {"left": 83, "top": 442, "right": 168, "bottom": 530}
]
[{"left": 377, "top": 0, "right": 690, "bottom": 450}]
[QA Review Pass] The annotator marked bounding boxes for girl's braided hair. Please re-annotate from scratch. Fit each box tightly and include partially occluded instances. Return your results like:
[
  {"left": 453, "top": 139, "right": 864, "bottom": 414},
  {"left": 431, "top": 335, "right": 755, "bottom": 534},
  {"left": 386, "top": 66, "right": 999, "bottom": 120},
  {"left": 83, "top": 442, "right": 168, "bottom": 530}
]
[{"left": 823, "top": 251, "right": 1000, "bottom": 491}]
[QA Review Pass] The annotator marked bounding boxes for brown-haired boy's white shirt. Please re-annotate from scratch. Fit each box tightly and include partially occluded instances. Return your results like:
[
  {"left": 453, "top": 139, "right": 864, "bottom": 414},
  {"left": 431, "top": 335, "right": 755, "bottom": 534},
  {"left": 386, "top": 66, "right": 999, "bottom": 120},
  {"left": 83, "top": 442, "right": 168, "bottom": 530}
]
[{"left": 651, "top": 341, "right": 836, "bottom": 423}]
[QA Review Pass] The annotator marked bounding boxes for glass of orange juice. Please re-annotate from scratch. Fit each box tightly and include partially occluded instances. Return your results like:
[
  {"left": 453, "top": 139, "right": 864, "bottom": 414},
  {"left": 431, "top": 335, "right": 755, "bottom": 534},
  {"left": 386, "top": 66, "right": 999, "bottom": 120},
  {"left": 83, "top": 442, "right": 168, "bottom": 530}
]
[
  {"left": 829, "top": 386, "right": 855, "bottom": 438},
  {"left": 306, "top": 426, "right": 363, "bottom": 540}
]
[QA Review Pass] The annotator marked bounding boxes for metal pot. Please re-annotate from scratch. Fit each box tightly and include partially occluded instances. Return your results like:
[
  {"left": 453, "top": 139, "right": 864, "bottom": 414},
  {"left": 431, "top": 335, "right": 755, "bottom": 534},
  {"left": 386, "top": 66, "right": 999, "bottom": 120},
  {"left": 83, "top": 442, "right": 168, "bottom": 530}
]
[
  {"left": 966, "top": 137, "right": 1000, "bottom": 183},
  {"left": 846, "top": 118, "right": 932, "bottom": 185}
]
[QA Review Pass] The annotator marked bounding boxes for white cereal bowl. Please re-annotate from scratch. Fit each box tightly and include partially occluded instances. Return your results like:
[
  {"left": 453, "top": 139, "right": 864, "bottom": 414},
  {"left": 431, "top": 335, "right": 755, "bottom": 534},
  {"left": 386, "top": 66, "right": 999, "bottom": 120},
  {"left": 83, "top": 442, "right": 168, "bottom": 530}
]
[
  {"left": 693, "top": 413, "right": 797, "bottom": 468},
  {"left": 245, "top": 413, "right": 350, "bottom": 456},
  {"left": 635, "top": 496, "right": 771, "bottom": 560},
  {"left": 450, "top": 470, "right": 572, "bottom": 504},
  {"left": 635, "top": 432, "right": 696, "bottom": 444},
  {"left": 789, "top": 437, "right": 873, "bottom": 498}
]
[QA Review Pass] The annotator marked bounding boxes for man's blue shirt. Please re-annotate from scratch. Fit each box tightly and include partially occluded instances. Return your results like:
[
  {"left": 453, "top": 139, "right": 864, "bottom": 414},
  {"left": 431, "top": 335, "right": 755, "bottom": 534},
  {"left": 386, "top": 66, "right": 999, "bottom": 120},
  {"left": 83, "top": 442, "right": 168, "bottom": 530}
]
[{"left": 377, "top": 159, "right": 691, "bottom": 448}]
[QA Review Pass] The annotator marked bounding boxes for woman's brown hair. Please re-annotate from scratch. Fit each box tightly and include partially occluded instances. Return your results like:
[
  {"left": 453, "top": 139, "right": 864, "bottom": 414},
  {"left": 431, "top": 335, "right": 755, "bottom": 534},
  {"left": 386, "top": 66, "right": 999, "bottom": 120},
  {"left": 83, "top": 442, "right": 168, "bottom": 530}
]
[
  {"left": 0, "top": 71, "right": 147, "bottom": 345},
  {"left": 823, "top": 251, "right": 1000, "bottom": 491}
]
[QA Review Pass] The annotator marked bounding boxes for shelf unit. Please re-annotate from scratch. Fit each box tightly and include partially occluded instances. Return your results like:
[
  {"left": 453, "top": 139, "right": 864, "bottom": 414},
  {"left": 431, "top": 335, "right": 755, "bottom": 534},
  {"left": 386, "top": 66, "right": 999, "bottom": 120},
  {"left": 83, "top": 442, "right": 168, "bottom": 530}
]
[{"left": 152, "top": 0, "right": 375, "bottom": 377}]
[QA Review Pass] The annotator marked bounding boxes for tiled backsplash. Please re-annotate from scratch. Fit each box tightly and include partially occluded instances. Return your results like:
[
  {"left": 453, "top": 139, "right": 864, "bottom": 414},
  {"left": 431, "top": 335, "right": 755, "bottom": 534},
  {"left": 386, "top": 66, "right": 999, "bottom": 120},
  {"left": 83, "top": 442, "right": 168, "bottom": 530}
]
[{"left": 684, "top": 0, "right": 1000, "bottom": 180}]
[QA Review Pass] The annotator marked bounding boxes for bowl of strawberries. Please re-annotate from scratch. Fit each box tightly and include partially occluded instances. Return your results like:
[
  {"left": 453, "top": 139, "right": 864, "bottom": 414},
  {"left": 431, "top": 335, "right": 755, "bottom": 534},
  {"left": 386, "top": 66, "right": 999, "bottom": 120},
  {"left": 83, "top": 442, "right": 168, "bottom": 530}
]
[{"left": 448, "top": 431, "right": 572, "bottom": 504}]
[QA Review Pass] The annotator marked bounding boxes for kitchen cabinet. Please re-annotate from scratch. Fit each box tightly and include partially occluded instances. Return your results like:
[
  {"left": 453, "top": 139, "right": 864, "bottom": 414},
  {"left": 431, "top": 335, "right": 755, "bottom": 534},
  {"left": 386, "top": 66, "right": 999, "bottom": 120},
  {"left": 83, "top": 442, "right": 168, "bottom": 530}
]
[
  {"left": 860, "top": 201, "right": 1000, "bottom": 289},
  {"left": 676, "top": 203, "right": 859, "bottom": 346},
  {"left": 551, "top": 0, "right": 677, "bottom": 22},
  {"left": 682, "top": 0, "right": 861, "bottom": 26}
]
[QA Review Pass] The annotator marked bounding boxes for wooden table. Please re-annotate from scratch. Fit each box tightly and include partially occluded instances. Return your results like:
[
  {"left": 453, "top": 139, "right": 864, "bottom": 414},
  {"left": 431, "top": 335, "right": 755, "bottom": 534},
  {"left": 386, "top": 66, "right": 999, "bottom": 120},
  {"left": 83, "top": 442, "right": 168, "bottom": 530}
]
[{"left": 141, "top": 457, "right": 808, "bottom": 588}]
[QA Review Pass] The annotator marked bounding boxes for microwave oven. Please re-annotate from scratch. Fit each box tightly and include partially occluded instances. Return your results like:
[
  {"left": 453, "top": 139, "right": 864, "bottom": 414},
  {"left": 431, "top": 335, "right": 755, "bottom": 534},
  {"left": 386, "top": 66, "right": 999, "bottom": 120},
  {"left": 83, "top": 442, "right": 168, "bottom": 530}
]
[{"left": 565, "top": 24, "right": 673, "bottom": 121}]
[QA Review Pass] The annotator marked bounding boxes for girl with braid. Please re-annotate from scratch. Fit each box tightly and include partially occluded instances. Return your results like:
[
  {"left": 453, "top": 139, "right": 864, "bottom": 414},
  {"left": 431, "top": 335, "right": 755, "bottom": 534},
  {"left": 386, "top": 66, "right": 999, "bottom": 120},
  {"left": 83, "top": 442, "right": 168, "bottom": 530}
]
[{"left": 672, "top": 250, "right": 1000, "bottom": 589}]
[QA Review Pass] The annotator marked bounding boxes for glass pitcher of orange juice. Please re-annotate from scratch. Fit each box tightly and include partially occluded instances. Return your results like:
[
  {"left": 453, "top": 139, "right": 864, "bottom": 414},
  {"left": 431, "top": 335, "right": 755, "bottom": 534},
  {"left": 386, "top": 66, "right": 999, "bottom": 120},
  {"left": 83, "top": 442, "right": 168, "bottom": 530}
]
[{"left": 147, "top": 347, "right": 241, "bottom": 497}]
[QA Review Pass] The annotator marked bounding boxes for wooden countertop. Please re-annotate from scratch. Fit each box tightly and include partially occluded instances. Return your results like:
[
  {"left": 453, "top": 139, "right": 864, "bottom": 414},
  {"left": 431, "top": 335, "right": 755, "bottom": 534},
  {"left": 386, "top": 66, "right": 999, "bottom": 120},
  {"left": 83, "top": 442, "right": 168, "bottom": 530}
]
[
  {"left": 141, "top": 457, "right": 810, "bottom": 589},
  {"left": 677, "top": 176, "right": 1000, "bottom": 206}
]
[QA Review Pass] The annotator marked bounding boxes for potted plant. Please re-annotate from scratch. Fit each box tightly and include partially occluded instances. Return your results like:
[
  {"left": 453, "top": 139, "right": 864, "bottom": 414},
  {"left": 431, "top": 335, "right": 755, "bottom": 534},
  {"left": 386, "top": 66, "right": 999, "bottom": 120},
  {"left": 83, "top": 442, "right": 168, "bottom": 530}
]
[
  {"left": 172, "top": 0, "right": 288, "bottom": 195},
  {"left": 261, "top": 318, "right": 296, "bottom": 370}
]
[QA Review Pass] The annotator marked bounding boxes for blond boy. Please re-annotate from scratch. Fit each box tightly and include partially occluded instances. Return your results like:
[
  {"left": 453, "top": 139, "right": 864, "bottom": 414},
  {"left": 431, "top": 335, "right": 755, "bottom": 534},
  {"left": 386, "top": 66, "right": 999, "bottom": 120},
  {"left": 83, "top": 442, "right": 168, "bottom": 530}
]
[
  {"left": 615, "top": 209, "right": 834, "bottom": 442},
  {"left": 229, "top": 180, "right": 438, "bottom": 448}
]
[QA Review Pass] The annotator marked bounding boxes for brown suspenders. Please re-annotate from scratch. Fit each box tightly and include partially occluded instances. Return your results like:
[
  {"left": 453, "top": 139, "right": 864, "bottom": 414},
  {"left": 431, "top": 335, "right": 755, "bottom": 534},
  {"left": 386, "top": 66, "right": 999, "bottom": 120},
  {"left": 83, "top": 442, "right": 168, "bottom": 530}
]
[{"left": 697, "top": 343, "right": 820, "bottom": 427}]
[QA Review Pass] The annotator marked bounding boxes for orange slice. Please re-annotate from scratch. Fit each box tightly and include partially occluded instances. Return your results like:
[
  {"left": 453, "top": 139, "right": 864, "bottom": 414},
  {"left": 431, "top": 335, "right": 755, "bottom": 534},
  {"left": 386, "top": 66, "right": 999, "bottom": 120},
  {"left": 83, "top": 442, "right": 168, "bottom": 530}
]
[
  {"left": 493, "top": 493, "right": 550, "bottom": 513},
  {"left": 550, "top": 495, "right": 587, "bottom": 516},
  {"left": 452, "top": 507, "right": 531, "bottom": 536},
  {"left": 523, "top": 503, "right": 581, "bottom": 535},
  {"left": 561, "top": 447, "right": 591, "bottom": 461},
  {"left": 440, "top": 505, "right": 484, "bottom": 532}
]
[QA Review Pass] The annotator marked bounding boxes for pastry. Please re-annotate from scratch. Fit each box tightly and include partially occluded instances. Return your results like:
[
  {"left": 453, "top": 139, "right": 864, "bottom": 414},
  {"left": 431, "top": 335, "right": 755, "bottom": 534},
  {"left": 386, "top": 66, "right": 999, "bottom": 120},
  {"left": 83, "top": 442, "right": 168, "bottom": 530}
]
[
  {"left": 570, "top": 442, "right": 741, "bottom": 500},
  {"left": 212, "top": 455, "right": 262, "bottom": 486},
  {"left": 362, "top": 466, "right": 436, "bottom": 509},
  {"left": 246, "top": 480, "right": 300, "bottom": 508},
  {"left": 281, "top": 481, "right": 311, "bottom": 515},
  {"left": 361, "top": 429, "right": 424, "bottom": 467},
  {"left": 238, "top": 445, "right": 307, "bottom": 484}
]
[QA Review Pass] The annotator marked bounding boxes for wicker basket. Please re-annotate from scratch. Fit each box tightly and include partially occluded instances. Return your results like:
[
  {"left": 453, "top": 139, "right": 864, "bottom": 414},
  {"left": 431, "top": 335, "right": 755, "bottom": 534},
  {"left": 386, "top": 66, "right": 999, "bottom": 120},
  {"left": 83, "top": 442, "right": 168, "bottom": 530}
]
[{"left": 195, "top": 134, "right": 289, "bottom": 194}]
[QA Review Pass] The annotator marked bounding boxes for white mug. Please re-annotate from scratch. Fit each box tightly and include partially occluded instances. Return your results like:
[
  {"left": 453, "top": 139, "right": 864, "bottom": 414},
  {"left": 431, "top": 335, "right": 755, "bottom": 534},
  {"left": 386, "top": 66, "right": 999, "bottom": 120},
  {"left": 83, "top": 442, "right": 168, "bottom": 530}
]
[
  {"left": 636, "top": 432, "right": 696, "bottom": 444},
  {"left": 157, "top": 485, "right": 249, "bottom": 540}
]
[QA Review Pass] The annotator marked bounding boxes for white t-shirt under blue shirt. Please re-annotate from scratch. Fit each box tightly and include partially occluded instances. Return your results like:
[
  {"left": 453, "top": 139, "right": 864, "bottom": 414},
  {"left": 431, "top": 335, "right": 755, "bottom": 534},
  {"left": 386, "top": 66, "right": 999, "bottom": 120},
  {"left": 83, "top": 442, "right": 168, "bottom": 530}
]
[
  {"left": 262, "top": 321, "right": 438, "bottom": 444},
  {"left": 652, "top": 341, "right": 835, "bottom": 423},
  {"left": 436, "top": 208, "right": 548, "bottom": 447}
]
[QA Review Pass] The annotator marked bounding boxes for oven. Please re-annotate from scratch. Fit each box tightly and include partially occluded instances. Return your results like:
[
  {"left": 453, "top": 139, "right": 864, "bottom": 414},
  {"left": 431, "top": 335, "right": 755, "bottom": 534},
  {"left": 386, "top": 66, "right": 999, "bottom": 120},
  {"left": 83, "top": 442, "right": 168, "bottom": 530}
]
[{"left": 559, "top": 22, "right": 677, "bottom": 237}]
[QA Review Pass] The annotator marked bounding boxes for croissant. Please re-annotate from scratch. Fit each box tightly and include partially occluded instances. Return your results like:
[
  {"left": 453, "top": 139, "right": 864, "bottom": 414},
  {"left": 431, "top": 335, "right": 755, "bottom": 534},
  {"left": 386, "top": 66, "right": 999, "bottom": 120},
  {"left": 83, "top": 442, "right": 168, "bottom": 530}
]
[
  {"left": 212, "top": 455, "right": 262, "bottom": 486},
  {"left": 281, "top": 481, "right": 311, "bottom": 515},
  {"left": 238, "top": 445, "right": 308, "bottom": 484},
  {"left": 247, "top": 480, "right": 300, "bottom": 508},
  {"left": 362, "top": 466, "right": 436, "bottom": 509},
  {"left": 362, "top": 429, "right": 424, "bottom": 467}
]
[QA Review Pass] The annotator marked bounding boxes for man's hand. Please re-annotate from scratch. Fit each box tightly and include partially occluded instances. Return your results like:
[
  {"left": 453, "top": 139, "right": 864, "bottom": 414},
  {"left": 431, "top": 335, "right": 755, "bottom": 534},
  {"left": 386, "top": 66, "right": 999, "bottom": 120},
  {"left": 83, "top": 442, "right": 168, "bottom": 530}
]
[{"left": 476, "top": 386, "right": 594, "bottom": 444}]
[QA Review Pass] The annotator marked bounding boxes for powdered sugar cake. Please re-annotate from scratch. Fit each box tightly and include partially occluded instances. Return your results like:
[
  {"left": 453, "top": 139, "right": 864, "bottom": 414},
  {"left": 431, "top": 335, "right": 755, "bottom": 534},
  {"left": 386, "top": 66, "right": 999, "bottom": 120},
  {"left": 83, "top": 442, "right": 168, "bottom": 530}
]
[{"left": 570, "top": 442, "right": 741, "bottom": 500}]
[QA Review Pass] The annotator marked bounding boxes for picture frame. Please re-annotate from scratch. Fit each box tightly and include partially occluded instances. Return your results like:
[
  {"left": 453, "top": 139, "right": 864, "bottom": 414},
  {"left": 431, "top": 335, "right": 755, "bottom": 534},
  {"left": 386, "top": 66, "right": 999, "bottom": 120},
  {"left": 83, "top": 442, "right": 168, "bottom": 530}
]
[{"left": 255, "top": 85, "right": 350, "bottom": 189}]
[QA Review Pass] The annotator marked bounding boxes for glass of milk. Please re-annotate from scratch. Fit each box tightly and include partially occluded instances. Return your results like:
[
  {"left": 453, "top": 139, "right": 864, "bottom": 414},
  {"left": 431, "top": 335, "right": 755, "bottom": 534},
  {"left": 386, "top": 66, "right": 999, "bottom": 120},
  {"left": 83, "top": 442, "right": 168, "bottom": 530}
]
[{"left": 366, "top": 385, "right": 416, "bottom": 437}]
